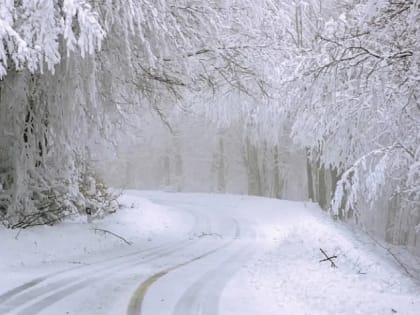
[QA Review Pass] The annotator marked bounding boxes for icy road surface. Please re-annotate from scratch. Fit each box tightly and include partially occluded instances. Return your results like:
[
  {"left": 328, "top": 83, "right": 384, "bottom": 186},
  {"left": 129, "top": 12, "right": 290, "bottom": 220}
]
[{"left": 1, "top": 191, "right": 419, "bottom": 315}]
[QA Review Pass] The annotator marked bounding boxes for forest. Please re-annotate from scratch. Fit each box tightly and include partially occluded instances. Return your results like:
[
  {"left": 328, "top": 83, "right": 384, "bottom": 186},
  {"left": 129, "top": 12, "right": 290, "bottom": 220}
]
[{"left": 0, "top": 0, "right": 419, "bottom": 255}]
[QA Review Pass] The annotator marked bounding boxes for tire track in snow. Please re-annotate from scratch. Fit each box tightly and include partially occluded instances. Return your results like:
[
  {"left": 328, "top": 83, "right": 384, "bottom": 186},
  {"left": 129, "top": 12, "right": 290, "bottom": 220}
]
[
  {"left": 12, "top": 240, "right": 202, "bottom": 315},
  {"left": 0, "top": 241, "right": 168, "bottom": 305},
  {"left": 172, "top": 247, "right": 255, "bottom": 315},
  {"left": 173, "top": 220, "right": 257, "bottom": 315},
  {"left": 0, "top": 199, "right": 205, "bottom": 306},
  {"left": 2, "top": 208, "right": 211, "bottom": 315},
  {"left": 126, "top": 218, "right": 241, "bottom": 315},
  {"left": 2, "top": 240, "right": 189, "bottom": 315}
]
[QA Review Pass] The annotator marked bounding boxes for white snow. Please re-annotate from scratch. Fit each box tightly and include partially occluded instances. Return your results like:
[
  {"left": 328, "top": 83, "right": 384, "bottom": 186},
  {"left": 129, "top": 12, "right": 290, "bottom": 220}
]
[
  {"left": 1, "top": 192, "right": 193, "bottom": 293},
  {"left": 1, "top": 191, "right": 419, "bottom": 315}
]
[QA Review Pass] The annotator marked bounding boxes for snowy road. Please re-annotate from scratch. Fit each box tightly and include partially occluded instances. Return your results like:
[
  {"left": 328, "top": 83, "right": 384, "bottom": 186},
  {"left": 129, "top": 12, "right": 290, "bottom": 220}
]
[{"left": 1, "top": 191, "right": 420, "bottom": 315}]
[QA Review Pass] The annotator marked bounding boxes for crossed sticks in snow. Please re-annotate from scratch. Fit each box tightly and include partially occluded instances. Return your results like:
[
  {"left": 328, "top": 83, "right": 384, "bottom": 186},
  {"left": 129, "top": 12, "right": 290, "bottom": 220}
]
[{"left": 319, "top": 248, "right": 338, "bottom": 268}]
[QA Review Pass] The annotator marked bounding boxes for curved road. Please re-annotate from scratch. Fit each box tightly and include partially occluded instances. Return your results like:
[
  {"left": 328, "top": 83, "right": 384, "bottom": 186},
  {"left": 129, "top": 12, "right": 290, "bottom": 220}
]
[{"left": 1, "top": 192, "right": 260, "bottom": 315}]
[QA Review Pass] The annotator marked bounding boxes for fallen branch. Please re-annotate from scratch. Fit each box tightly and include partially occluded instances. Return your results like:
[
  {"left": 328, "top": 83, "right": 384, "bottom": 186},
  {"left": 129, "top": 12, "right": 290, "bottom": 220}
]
[
  {"left": 319, "top": 248, "right": 338, "bottom": 268},
  {"left": 92, "top": 228, "right": 132, "bottom": 245},
  {"left": 11, "top": 210, "right": 74, "bottom": 229}
]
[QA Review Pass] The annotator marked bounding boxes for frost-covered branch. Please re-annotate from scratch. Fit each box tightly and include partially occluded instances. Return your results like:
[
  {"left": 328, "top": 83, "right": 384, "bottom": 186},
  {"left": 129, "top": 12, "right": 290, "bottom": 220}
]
[{"left": 0, "top": 0, "right": 104, "bottom": 78}]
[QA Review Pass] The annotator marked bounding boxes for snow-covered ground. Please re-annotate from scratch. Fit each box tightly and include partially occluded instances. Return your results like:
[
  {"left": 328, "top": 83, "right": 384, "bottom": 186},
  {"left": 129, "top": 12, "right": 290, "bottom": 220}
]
[{"left": 1, "top": 191, "right": 419, "bottom": 315}]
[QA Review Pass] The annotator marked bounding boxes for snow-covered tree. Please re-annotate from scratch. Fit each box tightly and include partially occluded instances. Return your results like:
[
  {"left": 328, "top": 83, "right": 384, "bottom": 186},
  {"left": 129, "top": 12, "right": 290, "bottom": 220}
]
[
  {"left": 286, "top": 0, "right": 419, "bottom": 247},
  {"left": 0, "top": 0, "right": 288, "bottom": 227}
]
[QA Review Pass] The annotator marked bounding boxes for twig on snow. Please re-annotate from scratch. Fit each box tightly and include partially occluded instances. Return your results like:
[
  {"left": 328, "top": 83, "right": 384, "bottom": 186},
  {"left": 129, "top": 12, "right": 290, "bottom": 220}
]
[
  {"left": 92, "top": 228, "right": 132, "bottom": 245},
  {"left": 319, "top": 248, "right": 338, "bottom": 268},
  {"left": 14, "top": 228, "right": 22, "bottom": 240},
  {"left": 195, "top": 232, "right": 223, "bottom": 239}
]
